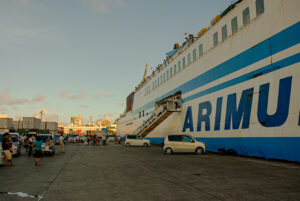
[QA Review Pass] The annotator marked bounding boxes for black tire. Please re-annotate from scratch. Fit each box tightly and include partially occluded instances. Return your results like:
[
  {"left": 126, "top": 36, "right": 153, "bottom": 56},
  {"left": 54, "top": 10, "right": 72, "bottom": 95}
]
[
  {"left": 195, "top": 147, "right": 204, "bottom": 155},
  {"left": 143, "top": 143, "right": 148, "bottom": 147},
  {"left": 165, "top": 148, "right": 173, "bottom": 155}
]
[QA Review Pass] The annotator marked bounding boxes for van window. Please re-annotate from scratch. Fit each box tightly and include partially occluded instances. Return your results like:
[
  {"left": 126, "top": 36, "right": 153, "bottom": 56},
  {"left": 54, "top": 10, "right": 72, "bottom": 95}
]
[
  {"left": 243, "top": 7, "right": 250, "bottom": 25},
  {"left": 183, "top": 136, "right": 193, "bottom": 143},
  {"left": 127, "top": 135, "right": 137, "bottom": 139},
  {"left": 256, "top": 0, "right": 264, "bottom": 16},
  {"left": 168, "top": 135, "right": 182, "bottom": 142}
]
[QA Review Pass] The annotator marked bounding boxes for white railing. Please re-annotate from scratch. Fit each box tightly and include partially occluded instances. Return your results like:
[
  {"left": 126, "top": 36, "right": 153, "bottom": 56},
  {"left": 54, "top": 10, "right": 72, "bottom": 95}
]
[{"left": 133, "top": 98, "right": 182, "bottom": 135}]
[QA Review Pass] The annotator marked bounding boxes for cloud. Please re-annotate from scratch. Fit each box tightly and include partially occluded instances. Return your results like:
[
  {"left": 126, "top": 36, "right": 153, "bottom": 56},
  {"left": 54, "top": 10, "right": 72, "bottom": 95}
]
[
  {"left": 59, "top": 90, "right": 68, "bottom": 98},
  {"left": 35, "top": 109, "right": 59, "bottom": 122},
  {"left": 33, "top": 93, "right": 46, "bottom": 102},
  {"left": 97, "top": 112, "right": 113, "bottom": 121},
  {"left": 0, "top": 90, "right": 29, "bottom": 105},
  {"left": 15, "top": 0, "right": 30, "bottom": 6},
  {"left": 59, "top": 89, "right": 86, "bottom": 100},
  {"left": 115, "top": 102, "right": 124, "bottom": 107},
  {"left": 83, "top": 0, "right": 125, "bottom": 12},
  {"left": 71, "top": 89, "right": 86, "bottom": 100},
  {"left": 80, "top": 105, "right": 88, "bottom": 109},
  {"left": 94, "top": 91, "right": 115, "bottom": 98}
]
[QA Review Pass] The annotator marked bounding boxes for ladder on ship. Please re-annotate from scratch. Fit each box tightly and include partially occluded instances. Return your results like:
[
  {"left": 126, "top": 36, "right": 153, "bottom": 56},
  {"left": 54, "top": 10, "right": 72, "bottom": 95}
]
[{"left": 133, "top": 93, "right": 182, "bottom": 138}]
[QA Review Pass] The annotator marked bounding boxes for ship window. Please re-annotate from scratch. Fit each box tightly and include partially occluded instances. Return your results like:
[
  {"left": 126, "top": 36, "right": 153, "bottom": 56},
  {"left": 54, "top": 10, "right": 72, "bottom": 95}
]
[
  {"left": 178, "top": 61, "right": 181, "bottom": 72},
  {"left": 193, "top": 49, "right": 197, "bottom": 61},
  {"left": 243, "top": 7, "right": 250, "bottom": 25},
  {"left": 174, "top": 64, "right": 177, "bottom": 75},
  {"left": 222, "top": 25, "right": 228, "bottom": 41},
  {"left": 187, "top": 53, "right": 191, "bottom": 65},
  {"left": 167, "top": 70, "right": 169, "bottom": 80},
  {"left": 183, "top": 57, "right": 186, "bottom": 68},
  {"left": 256, "top": 0, "right": 264, "bottom": 16},
  {"left": 170, "top": 67, "right": 173, "bottom": 78},
  {"left": 199, "top": 44, "right": 203, "bottom": 57},
  {"left": 213, "top": 32, "right": 218, "bottom": 46},
  {"left": 231, "top": 17, "right": 238, "bottom": 34},
  {"left": 163, "top": 72, "right": 166, "bottom": 82}
]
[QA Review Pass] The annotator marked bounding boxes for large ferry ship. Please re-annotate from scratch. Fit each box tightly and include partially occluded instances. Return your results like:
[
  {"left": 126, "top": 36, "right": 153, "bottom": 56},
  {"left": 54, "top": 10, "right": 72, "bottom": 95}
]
[{"left": 117, "top": 0, "right": 300, "bottom": 162}]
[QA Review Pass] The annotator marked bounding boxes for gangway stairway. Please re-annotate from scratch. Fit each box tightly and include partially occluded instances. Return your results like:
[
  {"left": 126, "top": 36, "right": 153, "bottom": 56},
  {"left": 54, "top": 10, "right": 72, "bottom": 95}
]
[{"left": 133, "top": 94, "right": 182, "bottom": 138}]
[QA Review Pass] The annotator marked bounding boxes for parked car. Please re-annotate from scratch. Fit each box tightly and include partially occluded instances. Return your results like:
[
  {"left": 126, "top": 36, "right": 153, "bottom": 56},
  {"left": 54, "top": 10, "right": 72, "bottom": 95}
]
[
  {"left": 39, "top": 134, "right": 55, "bottom": 156},
  {"left": 54, "top": 134, "right": 61, "bottom": 145},
  {"left": 79, "top": 135, "right": 86, "bottom": 142},
  {"left": 0, "top": 133, "right": 21, "bottom": 157},
  {"left": 68, "top": 134, "right": 78, "bottom": 143},
  {"left": 163, "top": 134, "right": 206, "bottom": 155},
  {"left": 124, "top": 135, "right": 150, "bottom": 147}
]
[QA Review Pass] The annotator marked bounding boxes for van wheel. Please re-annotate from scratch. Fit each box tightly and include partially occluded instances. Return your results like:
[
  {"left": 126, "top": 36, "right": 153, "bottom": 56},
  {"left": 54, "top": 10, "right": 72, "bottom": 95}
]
[
  {"left": 165, "top": 148, "right": 173, "bottom": 155},
  {"left": 126, "top": 143, "right": 130, "bottom": 147},
  {"left": 195, "top": 147, "right": 203, "bottom": 155},
  {"left": 143, "top": 143, "right": 148, "bottom": 147}
]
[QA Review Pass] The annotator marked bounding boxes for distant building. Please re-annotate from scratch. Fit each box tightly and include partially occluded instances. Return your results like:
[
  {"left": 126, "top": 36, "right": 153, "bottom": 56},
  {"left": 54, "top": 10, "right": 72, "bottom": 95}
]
[{"left": 71, "top": 115, "right": 83, "bottom": 126}]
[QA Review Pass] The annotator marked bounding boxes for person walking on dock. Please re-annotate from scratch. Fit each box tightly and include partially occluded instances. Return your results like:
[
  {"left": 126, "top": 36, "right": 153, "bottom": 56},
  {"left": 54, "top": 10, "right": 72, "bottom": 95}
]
[
  {"left": 28, "top": 135, "right": 34, "bottom": 157},
  {"left": 59, "top": 134, "right": 65, "bottom": 153},
  {"left": 33, "top": 136, "right": 43, "bottom": 166},
  {"left": 2, "top": 133, "right": 13, "bottom": 166}
]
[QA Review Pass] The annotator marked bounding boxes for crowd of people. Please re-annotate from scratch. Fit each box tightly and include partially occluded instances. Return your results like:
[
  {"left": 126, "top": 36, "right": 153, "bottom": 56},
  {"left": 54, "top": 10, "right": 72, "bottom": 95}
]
[
  {"left": 2, "top": 133, "right": 121, "bottom": 167},
  {"left": 2, "top": 133, "right": 66, "bottom": 167}
]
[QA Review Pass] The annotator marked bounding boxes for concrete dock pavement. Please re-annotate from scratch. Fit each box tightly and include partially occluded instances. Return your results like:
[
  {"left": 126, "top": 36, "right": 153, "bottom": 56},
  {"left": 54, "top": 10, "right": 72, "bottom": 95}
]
[{"left": 0, "top": 143, "right": 300, "bottom": 201}]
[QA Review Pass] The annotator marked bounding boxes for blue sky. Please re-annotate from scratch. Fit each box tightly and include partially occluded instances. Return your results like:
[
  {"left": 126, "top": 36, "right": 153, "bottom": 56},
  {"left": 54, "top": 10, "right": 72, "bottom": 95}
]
[{"left": 0, "top": 0, "right": 232, "bottom": 124}]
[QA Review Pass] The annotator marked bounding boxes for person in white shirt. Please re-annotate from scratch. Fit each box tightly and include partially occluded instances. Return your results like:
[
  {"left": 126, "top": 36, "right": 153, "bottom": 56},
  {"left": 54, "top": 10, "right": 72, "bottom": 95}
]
[{"left": 59, "top": 135, "right": 65, "bottom": 153}]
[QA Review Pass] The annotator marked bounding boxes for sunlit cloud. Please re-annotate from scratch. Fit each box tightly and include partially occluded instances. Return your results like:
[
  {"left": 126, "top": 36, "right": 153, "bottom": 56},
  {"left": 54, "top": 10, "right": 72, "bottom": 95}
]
[
  {"left": 0, "top": 90, "right": 29, "bottom": 105},
  {"left": 16, "top": 0, "right": 30, "bottom": 6},
  {"left": 33, "top": 93, "right": 46, "bottom": 102},
  {"left": 83, "top": 0, "right": 125, "bottom": 12},
  {"left": 80, "top": 104, "right": 88, "bottom": 109},
  {"left": 115, "top": 102, "right": 124, "bottom": 107},
  {"left": 94, "top": 91, "right": 115, "bottom": 98},
  {"left": 35, "top": 109, "right": 59, "bottom": 122},
  {"left": 59, "top": 89, "right": 86, "bottom": 100}
]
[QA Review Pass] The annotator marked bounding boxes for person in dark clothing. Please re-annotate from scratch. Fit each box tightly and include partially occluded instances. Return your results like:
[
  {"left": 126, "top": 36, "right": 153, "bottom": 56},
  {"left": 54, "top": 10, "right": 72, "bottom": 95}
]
[
  {"left": 2, "top": 133, "right": 12, "bottom": 166},
  {"left": 28, "top": 135, "right": 34, "bottom": 157},
  {"left": 33, "top": 136, "right": 43, "bottom": 166}
]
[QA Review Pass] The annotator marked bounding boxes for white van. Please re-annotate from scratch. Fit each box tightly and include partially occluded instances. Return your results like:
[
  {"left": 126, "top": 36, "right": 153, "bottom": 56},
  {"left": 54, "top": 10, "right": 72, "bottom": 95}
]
[
  {"left": 163, "top": 135, "right": 206, "bottom": 155},
  {"left": 124, "top": 135, "right": 150, "bottom": 147}
]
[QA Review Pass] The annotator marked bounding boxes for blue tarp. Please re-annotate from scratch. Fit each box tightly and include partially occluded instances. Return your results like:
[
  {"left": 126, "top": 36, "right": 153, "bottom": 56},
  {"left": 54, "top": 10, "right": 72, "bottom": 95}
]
[{"left": 165, "top": 48, "right": 178, "bottom": 57}]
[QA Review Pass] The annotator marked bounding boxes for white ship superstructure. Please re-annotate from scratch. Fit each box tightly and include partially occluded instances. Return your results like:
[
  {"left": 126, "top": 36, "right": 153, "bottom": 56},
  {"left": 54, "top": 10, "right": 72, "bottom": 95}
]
[{"left": 117, "top": 0, "right": 300, "bottom": 161}]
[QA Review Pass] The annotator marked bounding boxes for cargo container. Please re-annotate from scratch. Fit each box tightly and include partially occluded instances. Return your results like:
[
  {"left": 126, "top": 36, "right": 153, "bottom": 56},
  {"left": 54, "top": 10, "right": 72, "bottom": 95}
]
[
  {"left": 0, "top": 118, "right": 13, "bottom": 129},
  {"left": 22, "top": 117, "right": 41, "bottom": 129},
  {"left": 40, "top": 122, "right": 46, "bottom": 130},
  {"left": 46, "top": 122, "right": 58, "bottom": 132},
  {"left": 13, "top": 121, "right": 22, "bottom": 130}
]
